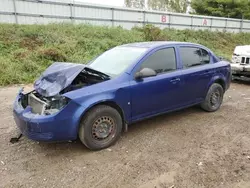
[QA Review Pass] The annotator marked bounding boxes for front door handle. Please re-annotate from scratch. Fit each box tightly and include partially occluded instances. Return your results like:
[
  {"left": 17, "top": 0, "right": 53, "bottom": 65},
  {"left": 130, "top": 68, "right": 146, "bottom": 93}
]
[{"left": 170, "top": 78, "right": 181, "bottom": 83}]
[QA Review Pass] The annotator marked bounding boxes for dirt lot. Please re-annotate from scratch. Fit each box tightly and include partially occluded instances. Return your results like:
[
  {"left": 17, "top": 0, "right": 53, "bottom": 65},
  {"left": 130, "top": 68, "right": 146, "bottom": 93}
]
[{"left": 0, "top": 82, "right": 250, "bottom": 188}]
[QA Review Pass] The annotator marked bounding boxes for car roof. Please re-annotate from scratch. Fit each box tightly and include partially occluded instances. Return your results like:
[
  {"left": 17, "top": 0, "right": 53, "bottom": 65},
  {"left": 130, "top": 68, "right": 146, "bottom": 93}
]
[{"left": 121, "top": 41, "right": 203, "bottom": 49}]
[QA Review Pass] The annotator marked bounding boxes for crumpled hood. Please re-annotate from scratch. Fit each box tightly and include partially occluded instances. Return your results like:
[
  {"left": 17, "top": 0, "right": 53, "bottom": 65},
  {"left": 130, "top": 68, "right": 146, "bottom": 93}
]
[{"left": 34, "top": 62, "right": 85, "bottom": 97}]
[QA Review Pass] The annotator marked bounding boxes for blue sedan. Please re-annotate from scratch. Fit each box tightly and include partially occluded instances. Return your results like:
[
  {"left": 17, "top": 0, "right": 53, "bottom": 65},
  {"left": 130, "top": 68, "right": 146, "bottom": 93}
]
[{"left": 13, "top": 42, "right": 231, "bottom": 150}]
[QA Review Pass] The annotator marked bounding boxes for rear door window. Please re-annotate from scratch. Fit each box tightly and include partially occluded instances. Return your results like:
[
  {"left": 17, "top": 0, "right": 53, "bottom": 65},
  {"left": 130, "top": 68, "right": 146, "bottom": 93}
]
[
  {"left": 180, "top": 47, "right": 210, "bottom": 68},
  {"left": 200, "top": 49, "right": 210, "bottom": 64}
]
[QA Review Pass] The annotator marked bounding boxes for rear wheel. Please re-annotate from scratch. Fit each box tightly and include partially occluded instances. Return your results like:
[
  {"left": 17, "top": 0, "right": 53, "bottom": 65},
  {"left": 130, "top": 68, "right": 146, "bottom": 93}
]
[
  {"left": 201, "top": 83, "right": 224, "bottom": 112},
  {"left": 79, "top": 105, "right": 122, "bottom": 150}
]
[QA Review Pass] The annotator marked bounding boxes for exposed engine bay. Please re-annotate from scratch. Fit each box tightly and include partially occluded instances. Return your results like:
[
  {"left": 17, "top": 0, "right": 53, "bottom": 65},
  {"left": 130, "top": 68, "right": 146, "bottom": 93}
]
[
  {"left": 20, "top": 65, "right": 110, "bottom": 115},
  {"left": 20, "top": 91, "right": 69, "bottom": 115},
  {"left": 61, "top": 68, "right": 108, "bottom": 93}
]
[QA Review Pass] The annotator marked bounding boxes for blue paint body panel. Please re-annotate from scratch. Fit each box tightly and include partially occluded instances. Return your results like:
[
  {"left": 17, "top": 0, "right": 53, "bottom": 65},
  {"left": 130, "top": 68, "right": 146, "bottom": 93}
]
[{"left": 13, "top": 42, "right": 231, "bottom": 141}]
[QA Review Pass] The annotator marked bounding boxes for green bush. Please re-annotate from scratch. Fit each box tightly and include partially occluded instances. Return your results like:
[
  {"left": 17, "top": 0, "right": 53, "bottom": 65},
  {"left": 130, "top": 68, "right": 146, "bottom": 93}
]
[{"left": 0, "top": 23, "right": 250, "bottom": 86}]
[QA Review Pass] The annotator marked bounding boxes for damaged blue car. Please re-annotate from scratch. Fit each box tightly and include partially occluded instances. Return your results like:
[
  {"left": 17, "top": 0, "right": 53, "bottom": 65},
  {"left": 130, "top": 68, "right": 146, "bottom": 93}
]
[{"left": 13, "top": 42, "right": 231, "bottom": 150}]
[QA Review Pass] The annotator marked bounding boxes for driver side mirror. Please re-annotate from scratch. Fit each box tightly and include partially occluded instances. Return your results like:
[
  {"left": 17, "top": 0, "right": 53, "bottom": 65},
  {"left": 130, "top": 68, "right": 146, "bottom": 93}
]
[{"left": 135, "top": 68, "right": 157, "bottom": 80}]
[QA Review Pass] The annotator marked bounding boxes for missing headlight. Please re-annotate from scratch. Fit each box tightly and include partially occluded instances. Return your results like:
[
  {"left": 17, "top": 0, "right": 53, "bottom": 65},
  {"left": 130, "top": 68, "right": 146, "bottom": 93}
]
[
  {"left": 44, "top": 96, "right": 69, "bottom": 115},
  {"left": 21, "top": 91, "right": 70, "bottom": 115}
]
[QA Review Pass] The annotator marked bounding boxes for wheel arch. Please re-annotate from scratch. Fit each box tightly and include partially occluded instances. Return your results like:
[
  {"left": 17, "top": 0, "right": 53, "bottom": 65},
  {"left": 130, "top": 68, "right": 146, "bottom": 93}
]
[
  {"left": 214, "top": 78, "right": 226, "bottom": 92},
  {"left": 208, "top": 75, "right": 226, "bottom": 91},
  {"left": 77, "top": 100, "right": 127, "bottom": 133}
]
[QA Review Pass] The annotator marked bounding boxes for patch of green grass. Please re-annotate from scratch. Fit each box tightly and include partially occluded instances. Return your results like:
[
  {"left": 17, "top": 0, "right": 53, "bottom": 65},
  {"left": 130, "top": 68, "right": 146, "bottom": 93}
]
[{"left": 0, "top": 23, "right": 250, "bottom": 85}]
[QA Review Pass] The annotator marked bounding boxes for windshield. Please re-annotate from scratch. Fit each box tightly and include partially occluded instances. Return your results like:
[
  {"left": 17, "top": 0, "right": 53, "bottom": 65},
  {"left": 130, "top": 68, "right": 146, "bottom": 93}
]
[{"left": 88, "top": 47, "right": 147, "bottom": 76}]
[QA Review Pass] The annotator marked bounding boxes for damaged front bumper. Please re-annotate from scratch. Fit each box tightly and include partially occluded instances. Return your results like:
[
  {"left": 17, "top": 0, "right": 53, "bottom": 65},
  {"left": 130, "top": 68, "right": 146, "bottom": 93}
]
[
  {"left": 230, "top": 64, "right": 250, "bottom": 81},
  {"left": 13, "top": 88, "right": 83, "bottom": 142},
  {"left": 231, "top": 63, "right": 250, "bottom": 73}
]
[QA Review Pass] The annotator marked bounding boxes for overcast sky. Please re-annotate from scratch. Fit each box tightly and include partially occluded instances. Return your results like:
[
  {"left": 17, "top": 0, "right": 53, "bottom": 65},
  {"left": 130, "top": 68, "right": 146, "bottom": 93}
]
[{"left": 77, "top": 0, "right": 124, "bottom": 7}]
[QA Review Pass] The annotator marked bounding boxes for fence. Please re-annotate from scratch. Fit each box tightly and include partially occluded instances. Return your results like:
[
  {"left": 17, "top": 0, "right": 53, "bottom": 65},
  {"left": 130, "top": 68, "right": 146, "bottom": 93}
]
[{"left": 1, "top": 0, "right": 250, "bottom": 32}]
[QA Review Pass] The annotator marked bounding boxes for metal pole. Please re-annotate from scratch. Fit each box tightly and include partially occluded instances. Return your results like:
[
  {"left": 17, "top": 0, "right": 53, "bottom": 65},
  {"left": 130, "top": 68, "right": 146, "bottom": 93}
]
[
  {"left": 168, "top": 13, "right": 171, "bottom": 29},
  {"left": 72, "top": 0, "right": 75, "bottom": 23},
  {"left": 210, "top": 18, "right": 213, "bottom": 31},
  {"left": 12, "top": 0, "right": 18, "bottom": 24},
  {"left": 70, "top": 3, "right": 73, "bottom": 23},
  {"left": 240, "top": 14, "right": 244, "bottom": 32},
  {"left": 111, "top": 8, "right": 114, "bottom": 27},
  {"left": 143, "top": 11, "right": 145, "bottom": 26},
  {"left": 191, "top": 16, "right": 193, "bottom": 30},
  {"left": 240, "top": 20, "right": 243, "bottom": 33},
  {"left": 225, "top": 18, "right": 227, "bottom": 32}
]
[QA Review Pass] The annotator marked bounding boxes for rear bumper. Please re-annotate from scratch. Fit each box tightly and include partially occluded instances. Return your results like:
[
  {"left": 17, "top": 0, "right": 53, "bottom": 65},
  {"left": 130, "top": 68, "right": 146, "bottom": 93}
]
[{"left": 13, "top": 89, "right": 82, "bottom": 142}]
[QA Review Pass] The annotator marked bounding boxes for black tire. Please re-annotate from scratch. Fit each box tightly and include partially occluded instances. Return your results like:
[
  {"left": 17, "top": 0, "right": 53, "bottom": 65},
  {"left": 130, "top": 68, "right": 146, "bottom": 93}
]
[
  {"left": 201, "top": 83, "right": 224, "bottom": 112},
  {"left": 79, "top": 105, "right": 123, "bottom": 150}
]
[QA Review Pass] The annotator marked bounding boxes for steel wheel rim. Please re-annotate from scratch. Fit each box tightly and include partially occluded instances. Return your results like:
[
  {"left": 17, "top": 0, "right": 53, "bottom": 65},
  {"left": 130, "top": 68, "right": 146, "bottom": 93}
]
[
  {"left": 210, "top": 89, "right": 221, "bottom": 107},
  {"left": 92, "top": 116, "right": 116, "bottom": 142}
]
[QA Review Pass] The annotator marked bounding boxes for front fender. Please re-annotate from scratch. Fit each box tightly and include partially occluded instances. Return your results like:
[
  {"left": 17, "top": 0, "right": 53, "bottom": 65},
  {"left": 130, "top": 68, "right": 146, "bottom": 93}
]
[
  {"left": 76, "top": 92, "right": 117, "bottom": 109},
  {"left": 64, "top": 88, "right": 131, "bottom": 132}
]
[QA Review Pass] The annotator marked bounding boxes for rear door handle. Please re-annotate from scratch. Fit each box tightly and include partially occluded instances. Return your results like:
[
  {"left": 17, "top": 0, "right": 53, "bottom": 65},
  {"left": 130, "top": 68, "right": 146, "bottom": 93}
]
[{"left": 170, "top": 78, "right": 181, "bottom": 83}]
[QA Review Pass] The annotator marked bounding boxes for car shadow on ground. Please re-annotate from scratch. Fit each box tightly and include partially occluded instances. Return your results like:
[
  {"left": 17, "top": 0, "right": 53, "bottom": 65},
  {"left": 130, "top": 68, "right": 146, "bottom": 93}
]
[
  {"left": 232, "top": 79, "right": 250, "bottom": 85},
  {"left": 32, "top": 106, "right": 204, "bottom": 154},
  {"left": 126, "top": 106, "right": 203, "bottom": 134},
  {"left": 35, "top": 138, "right": 89, "bottom": 154}
]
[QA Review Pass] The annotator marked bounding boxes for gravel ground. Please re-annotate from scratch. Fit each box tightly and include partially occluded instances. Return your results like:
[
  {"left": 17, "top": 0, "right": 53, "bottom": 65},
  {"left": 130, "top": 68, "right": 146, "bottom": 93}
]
[{"left": 0, "top": 82, "right": 250, "bottom": 188}]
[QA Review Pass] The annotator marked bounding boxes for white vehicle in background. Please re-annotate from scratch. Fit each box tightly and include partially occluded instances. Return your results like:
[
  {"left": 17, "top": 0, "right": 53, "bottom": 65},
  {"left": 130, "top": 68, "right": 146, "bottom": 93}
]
[{"left": 231, "top": 45, "right": 250, "bottom": 81}]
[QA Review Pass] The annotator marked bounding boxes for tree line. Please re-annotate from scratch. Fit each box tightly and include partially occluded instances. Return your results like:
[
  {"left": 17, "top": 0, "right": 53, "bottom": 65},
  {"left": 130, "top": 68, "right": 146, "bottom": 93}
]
[{"left": 124, "top": 0, "right": 250, "bottom": 19}]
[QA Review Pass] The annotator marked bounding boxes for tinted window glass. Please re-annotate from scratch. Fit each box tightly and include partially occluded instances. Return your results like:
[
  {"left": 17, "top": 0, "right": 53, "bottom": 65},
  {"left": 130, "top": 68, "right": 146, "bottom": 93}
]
[
  {"left": 180, "top": 47, "right": 210, "bottom": 68},
  {"left": 180, "top": 47, "right": 201, "bottom": 68},
  {"left": 200, "top": 49, "right": 210, "bottom": 64},
  {"left": 140, "top": 48, "right": 176, "bottom": 74}
]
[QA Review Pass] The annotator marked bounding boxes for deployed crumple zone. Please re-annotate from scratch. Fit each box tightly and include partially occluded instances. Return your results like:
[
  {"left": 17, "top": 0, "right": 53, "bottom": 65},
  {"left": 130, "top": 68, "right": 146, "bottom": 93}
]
[
  {"left": 34, "top": 62, "right": 110, "bottom": 97},
  {"left": 20, "top": 91, "right": 69, "bottom": 115},
  {"left": 34, "top": 62, "right": 86, "bottom": 97},
  {"left": 20, "top": 62, "right": 110, "bottom": 115}
]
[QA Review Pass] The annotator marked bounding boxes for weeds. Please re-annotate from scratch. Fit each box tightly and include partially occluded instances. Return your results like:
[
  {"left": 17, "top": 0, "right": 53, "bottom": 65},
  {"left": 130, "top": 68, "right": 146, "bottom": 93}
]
[{"left": 0, "top": 23, "right": 250, "bottom": 85}]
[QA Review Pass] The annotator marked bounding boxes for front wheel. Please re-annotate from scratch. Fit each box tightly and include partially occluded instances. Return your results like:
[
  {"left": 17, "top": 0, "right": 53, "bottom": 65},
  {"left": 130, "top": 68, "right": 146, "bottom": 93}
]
[
  {"left": 79, "top": 105, "right": 123, "bottom": 150},
  {"left": 201, "top": 83, "right": 224, "bottom": 112}
]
